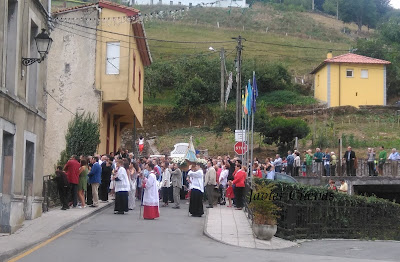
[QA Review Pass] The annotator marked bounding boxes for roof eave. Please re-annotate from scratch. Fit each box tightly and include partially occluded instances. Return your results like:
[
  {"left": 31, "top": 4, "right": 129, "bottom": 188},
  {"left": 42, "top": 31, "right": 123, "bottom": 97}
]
[{"left": 310, "top": 62, "right": 326, "bottom": 75}]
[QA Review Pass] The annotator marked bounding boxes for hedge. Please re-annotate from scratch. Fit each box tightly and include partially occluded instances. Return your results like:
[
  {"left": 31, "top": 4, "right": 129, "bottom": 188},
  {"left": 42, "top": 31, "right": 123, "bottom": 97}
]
[{"left": 250, "top": 178, "right": 400, "bottom": 240}]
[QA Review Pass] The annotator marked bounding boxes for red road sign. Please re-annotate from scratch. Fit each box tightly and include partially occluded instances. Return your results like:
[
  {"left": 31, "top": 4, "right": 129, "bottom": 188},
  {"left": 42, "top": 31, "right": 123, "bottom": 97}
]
[{"left": 234, "top": 141, "right": 248, "bottom": 155}]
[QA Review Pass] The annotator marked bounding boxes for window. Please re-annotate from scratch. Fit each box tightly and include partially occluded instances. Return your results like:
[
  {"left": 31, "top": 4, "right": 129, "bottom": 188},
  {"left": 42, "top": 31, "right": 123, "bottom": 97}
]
[
  {"left": 24, "top": 141, "right": 34, "bottom": 197},
  {"left": 28, "top": 22, "right": 39, "bottom": 107},
  {"left": 5, "top": 0, "right": 18, "bottom": 96},
  {"left": 361, "top": 69, "right": 369, "bottom": 79},
  {"left": 138, "top": 71, "right": 142, "bottom": 103},
  {"left": 346, "top": 69, "right": 354, "bottom": 78},
  {"left": 106, "top": 42, "right": 120, "bottom": 75},
  {"left": 1, "top": 131, "right": 14, "bottom": 195},
  {"left": 132, "top": 55, "right": 136, "bottom": 91}
]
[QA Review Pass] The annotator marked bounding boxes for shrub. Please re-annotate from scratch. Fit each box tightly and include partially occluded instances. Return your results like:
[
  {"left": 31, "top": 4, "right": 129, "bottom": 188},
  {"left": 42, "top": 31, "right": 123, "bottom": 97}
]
[
  {"left": 57, "top": 112, "right": 100, "bottom": 167},
  {"left": 261, "top": 116, "right": 310, "bottom": 155},
  {"left": 259, "top": 90, "right": 317, "bottom": 106},
  {"left": 249, "top": 179, "right": 281, "bottom": 225}
]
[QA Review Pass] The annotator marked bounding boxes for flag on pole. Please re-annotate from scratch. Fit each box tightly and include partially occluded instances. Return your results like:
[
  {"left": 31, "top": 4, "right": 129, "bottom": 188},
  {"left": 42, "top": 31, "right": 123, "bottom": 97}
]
[
  {"left": 252, "top": 73, "right": 258, "bottom": 113},
  {"left": 243, "top": 88, "right": 248, "bottom": 115},
  {"left": 245, "top": 80, "right": 253, "bottom": 115}
]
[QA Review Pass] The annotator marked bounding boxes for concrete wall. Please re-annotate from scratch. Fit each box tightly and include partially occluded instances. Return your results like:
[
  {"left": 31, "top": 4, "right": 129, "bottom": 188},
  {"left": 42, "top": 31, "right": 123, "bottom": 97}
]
[
  {"left": 0, "top": 0, "right": 48, "bottom": 233},
  {"left": 44, "top": 8, "right": 100, "bottom": 175}
]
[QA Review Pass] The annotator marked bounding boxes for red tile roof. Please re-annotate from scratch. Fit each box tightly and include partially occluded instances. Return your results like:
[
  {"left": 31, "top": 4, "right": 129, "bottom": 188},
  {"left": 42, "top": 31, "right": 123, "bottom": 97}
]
[
  {"left": 325, "top": 53, "right": 391, "bottom": 65},
  {"left": 311, "top": 53, "right": 391, "bottom": 74},
  {"left": 52, "top": 3, "right": 96, "bottom": 15},
  {"left": 53, "top": 0, "right": 139, "bottom": 16}
]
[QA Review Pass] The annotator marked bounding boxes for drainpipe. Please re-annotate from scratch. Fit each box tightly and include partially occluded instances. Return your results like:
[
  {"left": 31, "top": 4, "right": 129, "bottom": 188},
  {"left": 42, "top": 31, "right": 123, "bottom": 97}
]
[{"left": 339, "top": 64, "right": 341, "bottom": 106}]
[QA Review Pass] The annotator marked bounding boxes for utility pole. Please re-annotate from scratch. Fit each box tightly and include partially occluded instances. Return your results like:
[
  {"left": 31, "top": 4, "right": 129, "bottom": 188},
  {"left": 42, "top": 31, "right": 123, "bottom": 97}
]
[
  {"left": 233, "top": 36, "right": 243, "bottom": 130},
  {"left": 336, "top": 0, "right": 339, "bottom": 20},
  {"left": 312, "top": 0, "right": 315, "bottom": 10},
  {"left": 220, "top": 47, "right": 225, "bottom": 110}
]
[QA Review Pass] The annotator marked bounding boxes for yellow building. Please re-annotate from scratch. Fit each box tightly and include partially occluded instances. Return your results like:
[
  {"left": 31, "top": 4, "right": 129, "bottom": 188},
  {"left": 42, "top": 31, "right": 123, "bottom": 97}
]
[
  {"left": 311, "top": 53, "right": 390, "bottom": 107},
  {"left": 45, "top": 1, "right": 151, "bottom": 174}
]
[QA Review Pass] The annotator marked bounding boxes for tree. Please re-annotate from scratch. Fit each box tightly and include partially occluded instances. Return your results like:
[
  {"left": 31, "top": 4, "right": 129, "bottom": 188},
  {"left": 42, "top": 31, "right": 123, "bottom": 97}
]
[
  {"left": 261, "top": 117, "right": 310, "bottom": 155},
  {"left": 340, "top": 0, "right": 377, "bottom": 32},
  {"left": 242, "top": 62, "right": 293, "bottom": 93},
  {"left": 144, "top": 61, "right": 178, "bottom": 98},
  {"left": 356, "top": 18, "right": 400, "bottom": 97},
  {"left": 58, "top": 112, "right": 100, "bottom": 166}
]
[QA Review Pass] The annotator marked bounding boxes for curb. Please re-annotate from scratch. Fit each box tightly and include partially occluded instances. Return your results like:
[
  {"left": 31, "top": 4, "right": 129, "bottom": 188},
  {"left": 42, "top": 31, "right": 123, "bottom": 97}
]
[
  {"left": 295, "top": 238, "right": 400, "bottom": 244},
  {"left": 1, "top": 202, "right": 113, "bottom": 261},
  {"left": 202, "top": 207, "right": 298, "bottom": 250}
]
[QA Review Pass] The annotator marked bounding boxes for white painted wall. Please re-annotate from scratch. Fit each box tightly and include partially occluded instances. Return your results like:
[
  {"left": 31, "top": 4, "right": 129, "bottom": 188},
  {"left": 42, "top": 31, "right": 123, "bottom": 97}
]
[{"left": 44, "top": 8, "right": 101, "bottom": 175}]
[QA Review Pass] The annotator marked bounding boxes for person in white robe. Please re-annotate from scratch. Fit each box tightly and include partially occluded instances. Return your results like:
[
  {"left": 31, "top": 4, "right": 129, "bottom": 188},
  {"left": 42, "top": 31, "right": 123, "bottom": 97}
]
[
  {"left": 128, "top": 162, "right": 137, "bottom": 210},
  {"left": 143, "top": 162, "right": 160, "bottom": 219},
  {"left": 187, "top": 163, "right": 204, "bottom": 217},
  {"left": 112, "top": 159, "right": 130, "bottom": 214}
]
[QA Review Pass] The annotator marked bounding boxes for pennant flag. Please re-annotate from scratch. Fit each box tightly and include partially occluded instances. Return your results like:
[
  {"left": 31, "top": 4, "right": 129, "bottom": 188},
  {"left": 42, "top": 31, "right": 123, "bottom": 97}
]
[
  {"left": 243, "top": 82, "right": 249, "bottom": 115},
  {"left": 245, "top": 80, "right": 253, "bottom": 115},
  {"left": 252, "top": 73, "right": 258, "bottom": 113},
  {"left": 225, "top": 72, "right": 233, "bottom": 105}
]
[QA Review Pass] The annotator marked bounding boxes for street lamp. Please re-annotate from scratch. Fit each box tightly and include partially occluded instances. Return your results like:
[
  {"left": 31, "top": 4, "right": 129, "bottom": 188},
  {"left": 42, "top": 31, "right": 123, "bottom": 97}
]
[
  {"left": 22, "top": 29, "right": 53, "bottom": 66},
  {"left": 209, "top": 46, "right": 225, "bottom": 109}
]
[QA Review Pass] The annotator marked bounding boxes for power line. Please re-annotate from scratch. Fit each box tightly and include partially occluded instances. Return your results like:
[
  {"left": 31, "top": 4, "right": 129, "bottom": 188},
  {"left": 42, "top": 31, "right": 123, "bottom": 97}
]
[
  {"left": 54, "top": 24, "right": 228, "bottom": 63},
  {"left": 45, "top": 90, "right": 75, "bottom": 115},
  {"left": 55, "top": 21, "right": 236, "bottom": 52},
  {"left": 244, "top": 39, "right": 350, "bottom": 52},
  {"left": 51, "top": 18, "right": 237, "bottom": 44}
]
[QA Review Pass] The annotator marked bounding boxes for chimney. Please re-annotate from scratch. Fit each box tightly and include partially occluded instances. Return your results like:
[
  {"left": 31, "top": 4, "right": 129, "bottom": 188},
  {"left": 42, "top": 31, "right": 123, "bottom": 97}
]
[{"left": 327, "top": 51, "right": 333, "bottom": 59}]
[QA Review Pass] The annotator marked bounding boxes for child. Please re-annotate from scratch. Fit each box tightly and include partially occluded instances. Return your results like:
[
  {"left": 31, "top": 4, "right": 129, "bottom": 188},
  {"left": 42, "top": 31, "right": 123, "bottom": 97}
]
[
  {"left": 226, "top": 180, "right": 234, "bottom": 207},
  {"left": 301, "top": 161, "right": 307, "bottom": 177}
]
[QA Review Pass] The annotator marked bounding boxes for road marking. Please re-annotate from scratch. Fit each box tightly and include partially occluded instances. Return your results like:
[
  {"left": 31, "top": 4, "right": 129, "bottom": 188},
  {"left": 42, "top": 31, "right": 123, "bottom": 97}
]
[{"left": 8, "top": 228, "right": 72, "bottom": 262}]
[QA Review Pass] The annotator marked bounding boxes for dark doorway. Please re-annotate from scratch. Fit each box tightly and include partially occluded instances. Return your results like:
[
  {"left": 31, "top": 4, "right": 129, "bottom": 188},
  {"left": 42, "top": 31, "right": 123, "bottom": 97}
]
[
  {"left": 24, "top": 141, "right": 34, "bottom": 219},
  {"left": 354, "top": 185, "right": 400, "bottom": 204}
]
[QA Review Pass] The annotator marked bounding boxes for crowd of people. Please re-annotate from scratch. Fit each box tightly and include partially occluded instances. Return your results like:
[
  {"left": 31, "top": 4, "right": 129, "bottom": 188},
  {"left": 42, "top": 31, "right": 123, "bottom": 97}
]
[
  {"left": 257, "top": 146, "right": 400, "bottom": 178},
  {"left": 53, "top": 151, "right": 257, "bottom": 218},
  {"left": 52, "top": 144, "right": 400, "bottom": 218}
]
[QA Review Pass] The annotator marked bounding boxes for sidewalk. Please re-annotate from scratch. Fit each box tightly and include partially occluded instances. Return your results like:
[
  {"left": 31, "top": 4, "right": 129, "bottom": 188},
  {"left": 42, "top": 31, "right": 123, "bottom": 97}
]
[
  {"left": 0, "top": 201, "right": 113, "bottom": 261},
  {"left": 204, "top": 205, "right": 297, "bottom": 250}
]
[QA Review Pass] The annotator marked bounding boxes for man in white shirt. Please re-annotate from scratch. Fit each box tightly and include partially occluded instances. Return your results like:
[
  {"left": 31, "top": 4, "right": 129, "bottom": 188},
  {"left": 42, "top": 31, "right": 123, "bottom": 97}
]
[
  {"left": 187, "top": 163, "right": 204, "bottom": 217},
  {"left": 388, "top": 148, "right": 400, "bottom": 177}
]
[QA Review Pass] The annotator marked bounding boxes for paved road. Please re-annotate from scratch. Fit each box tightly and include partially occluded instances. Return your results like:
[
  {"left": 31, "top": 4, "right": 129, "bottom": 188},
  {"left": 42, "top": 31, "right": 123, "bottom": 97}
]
[{"left": 16, "top": 202, "right": 398, "bottom": 262}]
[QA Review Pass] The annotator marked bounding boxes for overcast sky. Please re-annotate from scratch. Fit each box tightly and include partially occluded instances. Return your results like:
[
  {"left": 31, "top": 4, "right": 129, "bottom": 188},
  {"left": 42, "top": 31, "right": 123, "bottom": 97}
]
[{"left": 391, "top": 0, "right": 400, "bottom": 9}]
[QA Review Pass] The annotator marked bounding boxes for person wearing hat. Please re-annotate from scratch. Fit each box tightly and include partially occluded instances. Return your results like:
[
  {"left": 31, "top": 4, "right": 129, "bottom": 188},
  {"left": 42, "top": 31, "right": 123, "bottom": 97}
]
[{"left": 330, "top": 151, "right": 337, "bottom": 176}]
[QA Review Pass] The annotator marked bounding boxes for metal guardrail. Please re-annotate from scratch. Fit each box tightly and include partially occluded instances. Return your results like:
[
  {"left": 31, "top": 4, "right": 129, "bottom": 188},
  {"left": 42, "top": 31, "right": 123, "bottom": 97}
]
[
  {"left": 243, "top": 180, "right": 400, "bottom": 240},
  {"left": 290, "top": 159, "right": 399, "bottom": 177},
  {"left": 42, "top": 175, "right": 60, "bottom": 212},
  {"left": 274, "top": 200, "right": 400, "bottom": 240}
]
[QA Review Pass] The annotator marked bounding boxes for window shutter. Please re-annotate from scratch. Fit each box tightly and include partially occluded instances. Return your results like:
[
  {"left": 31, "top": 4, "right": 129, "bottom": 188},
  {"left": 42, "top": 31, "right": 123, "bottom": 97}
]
[{"left": 106, "top": 42, "right": 120, "bottom": 75}]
